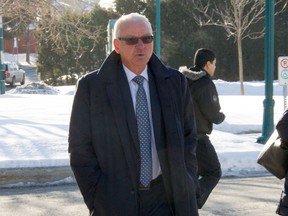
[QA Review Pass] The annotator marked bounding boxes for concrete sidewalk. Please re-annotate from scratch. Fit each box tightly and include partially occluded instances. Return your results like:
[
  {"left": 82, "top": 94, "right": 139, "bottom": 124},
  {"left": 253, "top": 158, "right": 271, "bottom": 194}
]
[
  {"left": 0, "top": 166, "right": 73, "bottom": 187},
  {"left": 0, "top": 176, "right": 284, "bottom": 216}
]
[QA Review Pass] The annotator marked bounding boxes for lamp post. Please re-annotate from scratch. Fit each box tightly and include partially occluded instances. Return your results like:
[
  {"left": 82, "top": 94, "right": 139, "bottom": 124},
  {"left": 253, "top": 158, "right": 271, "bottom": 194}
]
[
  {"left": 155, "top": 0, "right": 160, "bottom": 58},
  {"left": 257, "top": 0, "right": 275, "bottom": 144}
]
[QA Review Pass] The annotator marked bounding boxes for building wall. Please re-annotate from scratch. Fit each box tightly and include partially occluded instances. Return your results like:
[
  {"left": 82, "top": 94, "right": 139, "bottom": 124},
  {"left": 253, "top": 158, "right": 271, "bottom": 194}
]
[{"left": 4, "top": 30, "right": 37, "bottom": 54}]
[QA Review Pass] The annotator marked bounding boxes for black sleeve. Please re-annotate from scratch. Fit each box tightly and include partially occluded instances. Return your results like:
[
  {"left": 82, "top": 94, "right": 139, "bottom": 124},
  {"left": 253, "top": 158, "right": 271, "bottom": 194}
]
[
  {"left": 68, "top": 77, "right": 101, "bottom": 211},
  {"left": 197, "top": 80, "right": 225, "bottom": 125},
  {"left": 276, "top": 109, "right": 288, "bottom": 143}
]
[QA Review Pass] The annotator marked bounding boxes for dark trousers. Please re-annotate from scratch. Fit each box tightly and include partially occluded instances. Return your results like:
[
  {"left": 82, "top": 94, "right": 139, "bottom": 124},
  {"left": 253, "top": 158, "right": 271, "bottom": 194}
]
[
  {"left": 284, "top": 175, "right": 288, "bottom": 194},
  {"left": 276, "top": 174, "right": 288, "bottom": 215},
  {"left": 196, "top": 135, "right": 222, "bottom": 209},
  {"left": 138, "top": 177, "right": 173, "bottom": 216}
]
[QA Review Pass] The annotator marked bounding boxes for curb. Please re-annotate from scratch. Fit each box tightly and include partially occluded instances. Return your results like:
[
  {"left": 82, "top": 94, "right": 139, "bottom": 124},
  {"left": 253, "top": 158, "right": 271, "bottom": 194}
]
[{"left": 0, "top": 166, "right": 74, "bottom": 188}]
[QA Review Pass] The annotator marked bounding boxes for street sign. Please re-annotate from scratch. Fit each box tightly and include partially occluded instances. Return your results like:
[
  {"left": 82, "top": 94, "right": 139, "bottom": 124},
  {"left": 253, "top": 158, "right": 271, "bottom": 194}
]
[
  {"left": 278, "top": 56, "right": 288, "bottom": 86},
  {"left": 278, "top": 56, "right": 288, "bottom": 110}
]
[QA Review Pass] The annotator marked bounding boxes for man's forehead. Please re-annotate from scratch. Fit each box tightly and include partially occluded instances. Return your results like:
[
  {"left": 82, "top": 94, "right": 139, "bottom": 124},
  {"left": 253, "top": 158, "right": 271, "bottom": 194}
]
[{"left": 120, "top": 21, "right": 152, "bottom": 35}]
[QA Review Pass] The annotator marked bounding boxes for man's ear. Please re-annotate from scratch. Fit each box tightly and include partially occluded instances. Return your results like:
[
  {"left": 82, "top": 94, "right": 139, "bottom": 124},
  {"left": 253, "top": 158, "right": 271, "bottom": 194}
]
[
  {"left": 114, "top": 39, "right": 120, "bottom": 54},
  {"left": 203, "top": 62, "right": 209, "bottom": 71}
]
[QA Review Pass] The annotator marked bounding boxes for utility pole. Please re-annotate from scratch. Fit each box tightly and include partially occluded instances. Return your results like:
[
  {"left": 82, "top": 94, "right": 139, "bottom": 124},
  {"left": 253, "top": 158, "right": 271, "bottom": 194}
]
[{"left": 257, "top": 0, "right": 275, "bottom": 144}]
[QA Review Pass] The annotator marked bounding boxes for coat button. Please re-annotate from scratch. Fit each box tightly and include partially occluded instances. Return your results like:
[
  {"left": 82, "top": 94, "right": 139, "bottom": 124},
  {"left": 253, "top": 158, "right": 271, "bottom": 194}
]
[{"left": 130, "top": 189, "right": 135, "bottom": 195}]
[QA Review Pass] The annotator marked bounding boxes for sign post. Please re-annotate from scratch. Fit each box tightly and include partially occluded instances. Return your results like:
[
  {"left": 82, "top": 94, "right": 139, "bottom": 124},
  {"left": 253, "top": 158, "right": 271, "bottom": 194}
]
[{"left": 278, "top": 56, "right": 288, "bottom": 110}]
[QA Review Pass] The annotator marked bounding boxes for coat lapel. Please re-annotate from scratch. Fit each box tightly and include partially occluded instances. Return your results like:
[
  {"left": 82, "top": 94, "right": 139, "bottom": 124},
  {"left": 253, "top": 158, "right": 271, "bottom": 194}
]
[
  {"left": 101, "top": 52, "right": 140, "bottom": 156},
  {"left": 148, "top": 56, "right": 176, "bottom": 139},
  {"left": 106, "top": 69, "right": 139, "bottom": 153},
  {"left": 148, "top": 70, "right": 162, "bottom": 151},
  {"left": 118, "top": 69, "right": 140, "bottom": 155},
  {"left": 103, "top": 60, "right": 139, "bottom": 186}
]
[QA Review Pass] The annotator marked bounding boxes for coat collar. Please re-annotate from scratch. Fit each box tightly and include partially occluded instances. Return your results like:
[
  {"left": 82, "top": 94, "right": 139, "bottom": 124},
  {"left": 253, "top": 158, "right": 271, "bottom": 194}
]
[{"left": 98, "top": 50, "right": 172, "bottom": 81}]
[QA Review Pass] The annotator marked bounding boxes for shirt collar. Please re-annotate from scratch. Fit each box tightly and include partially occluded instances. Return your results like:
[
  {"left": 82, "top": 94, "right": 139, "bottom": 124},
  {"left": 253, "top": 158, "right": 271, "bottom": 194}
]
[{"left": 123, "top": 65, "right": 149, "bottom": 82}]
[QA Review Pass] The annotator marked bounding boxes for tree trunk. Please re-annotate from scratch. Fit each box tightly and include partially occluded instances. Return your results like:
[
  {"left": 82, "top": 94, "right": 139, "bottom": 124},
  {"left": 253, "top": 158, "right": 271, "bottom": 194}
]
[
  {"left": 26, "top": 26, "right": 30, "bottom": 64},
  {"left": 237, "top": 35, "right": 244, "bottom": 95}
]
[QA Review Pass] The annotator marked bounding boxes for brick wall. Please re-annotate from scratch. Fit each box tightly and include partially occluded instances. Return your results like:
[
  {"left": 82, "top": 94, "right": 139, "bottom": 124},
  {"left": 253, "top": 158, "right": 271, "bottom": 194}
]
[{"left": 4, "top": 30, "right": 37, "bottom": 54}]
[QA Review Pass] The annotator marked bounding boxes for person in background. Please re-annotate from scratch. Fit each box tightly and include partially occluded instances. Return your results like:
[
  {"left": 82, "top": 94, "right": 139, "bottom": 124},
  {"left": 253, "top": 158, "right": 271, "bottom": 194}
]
[
  {"left": 68, "top": 12, "right": 199, "bottom": 216},
  {"left": 276, "top": 109, "right": 288, "bottom": 215},
  {"left": 180, "top": 48, "right": 225, "bottom": 209}
]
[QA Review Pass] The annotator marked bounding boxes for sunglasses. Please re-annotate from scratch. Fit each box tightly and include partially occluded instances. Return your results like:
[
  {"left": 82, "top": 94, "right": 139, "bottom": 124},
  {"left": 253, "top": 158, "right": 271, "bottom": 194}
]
[{"left": 117, "top": 35, "right": 154, "bottom": 45}]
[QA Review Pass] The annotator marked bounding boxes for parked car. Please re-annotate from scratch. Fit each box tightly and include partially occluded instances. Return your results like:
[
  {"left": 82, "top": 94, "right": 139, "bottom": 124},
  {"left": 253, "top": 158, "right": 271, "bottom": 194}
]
[{"left": 2, "top": 62, "right": 25, "bottom": 87}]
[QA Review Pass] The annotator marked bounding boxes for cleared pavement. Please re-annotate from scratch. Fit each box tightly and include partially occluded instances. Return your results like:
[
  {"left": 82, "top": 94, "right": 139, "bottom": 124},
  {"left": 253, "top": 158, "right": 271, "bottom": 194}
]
[{"left": 0, "top": 176, "right": 284, "bottom": 216}]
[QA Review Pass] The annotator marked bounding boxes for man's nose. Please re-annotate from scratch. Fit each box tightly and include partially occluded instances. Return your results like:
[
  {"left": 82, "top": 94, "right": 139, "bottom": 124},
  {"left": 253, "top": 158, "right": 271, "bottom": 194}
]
[{"left": 135, "top": 38, "right": 145, "bottom": 46}]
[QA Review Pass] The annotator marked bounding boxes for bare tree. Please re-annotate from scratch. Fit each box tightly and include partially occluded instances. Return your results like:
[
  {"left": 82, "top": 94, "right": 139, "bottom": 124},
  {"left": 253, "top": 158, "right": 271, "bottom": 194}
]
[
  {"left": 1, "top": 0, "right": 52, "bottom": 63},
  {"left": 192, "top": 0, "right": 287, "bottom": 95},
  {"left": 1, "top": 0, "right": 101, "bottom": 64},
  {"left": 38, "top": 10, "right": 104, "bottom": 58}
]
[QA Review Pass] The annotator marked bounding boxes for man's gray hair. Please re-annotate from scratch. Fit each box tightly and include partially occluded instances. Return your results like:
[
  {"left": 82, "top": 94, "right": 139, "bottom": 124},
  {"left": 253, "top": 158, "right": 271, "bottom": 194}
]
[{"left": 113, "top": 13, "right": 152, "bottom": 39}]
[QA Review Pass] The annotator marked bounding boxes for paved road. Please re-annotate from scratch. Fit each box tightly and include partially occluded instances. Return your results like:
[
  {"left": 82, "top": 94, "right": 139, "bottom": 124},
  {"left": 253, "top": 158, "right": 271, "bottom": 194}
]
[
  {"left": 200, "top": 176, "right": 283, "bottom": 216},
  {"left": 20, "top": 65, "right": 38, "bottom": 83},
  {"left": 0, "top": 176, "right": 284, "bottom": 216}
]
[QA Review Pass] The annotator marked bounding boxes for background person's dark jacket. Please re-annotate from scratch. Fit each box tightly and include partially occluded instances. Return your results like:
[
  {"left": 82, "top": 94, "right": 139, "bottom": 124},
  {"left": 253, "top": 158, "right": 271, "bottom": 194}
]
[{"left": 181, "top": 67, "right": 225, "bottom": 135}]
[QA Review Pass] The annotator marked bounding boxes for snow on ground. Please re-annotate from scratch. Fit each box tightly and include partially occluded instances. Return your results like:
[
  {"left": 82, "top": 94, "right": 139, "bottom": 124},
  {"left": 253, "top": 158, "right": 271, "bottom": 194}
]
[
  {"left": 3, "top": 52, "right": 37, "bottom": 67},
  {"left": 1, "top": 80, "right": 287, "bottom": 178}
]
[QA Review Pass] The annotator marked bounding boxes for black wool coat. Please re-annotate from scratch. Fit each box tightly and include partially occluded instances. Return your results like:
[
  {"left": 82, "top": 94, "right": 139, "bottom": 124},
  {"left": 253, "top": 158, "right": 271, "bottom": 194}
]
[{"left": 68, "top": 51, "right": 199, "bottom": 216}]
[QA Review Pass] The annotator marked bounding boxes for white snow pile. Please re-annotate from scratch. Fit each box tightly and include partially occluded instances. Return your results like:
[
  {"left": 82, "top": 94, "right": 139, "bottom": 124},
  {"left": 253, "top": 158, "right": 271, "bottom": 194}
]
[{"left": 7, "top": 82, "right": 60, "bottom": 95}]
